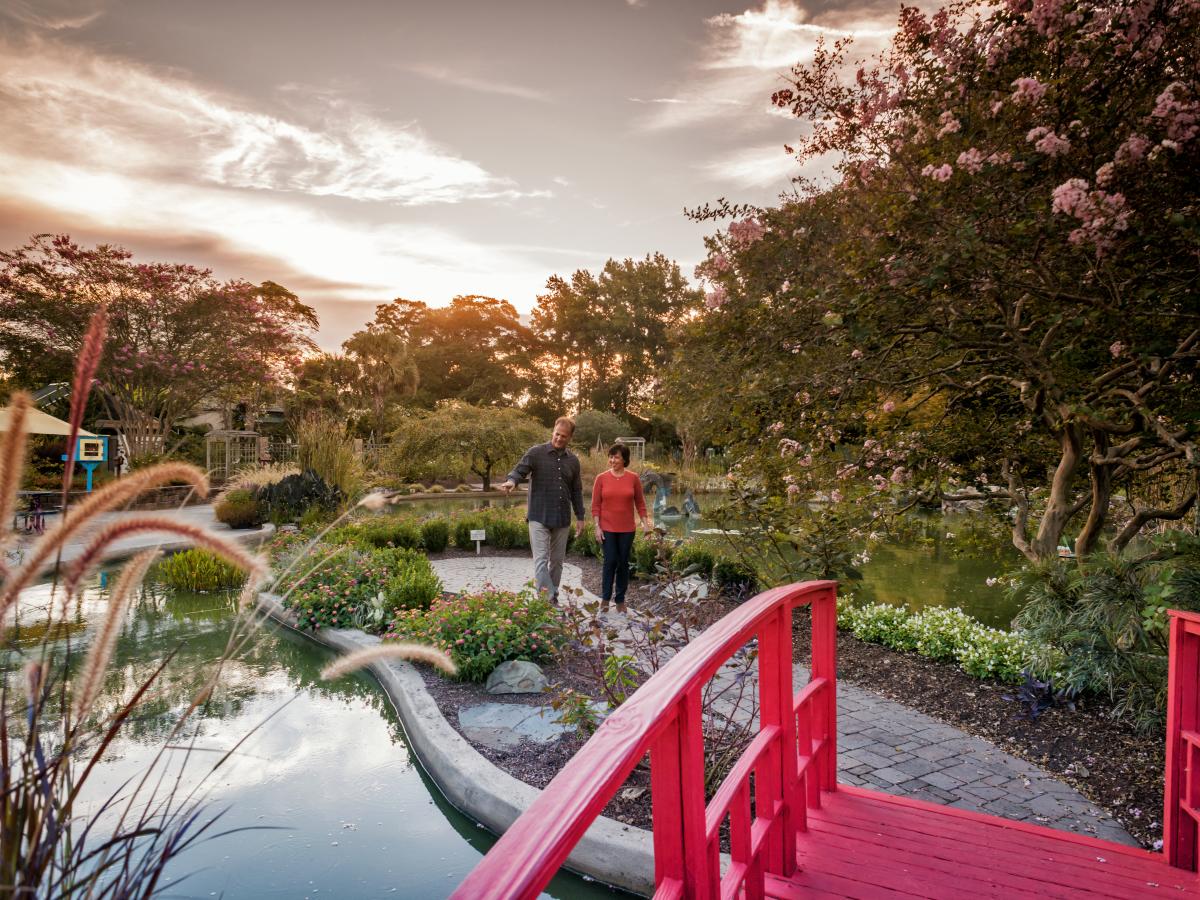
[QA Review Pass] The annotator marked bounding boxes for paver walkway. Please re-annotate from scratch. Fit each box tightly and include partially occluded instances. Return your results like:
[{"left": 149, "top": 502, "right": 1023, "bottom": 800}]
[
  {"left": 11, "top": 504, "right": 273, "bottom": 570},
  {"left": 432, "top": 555, "right": 1137, "bottom": 847}
]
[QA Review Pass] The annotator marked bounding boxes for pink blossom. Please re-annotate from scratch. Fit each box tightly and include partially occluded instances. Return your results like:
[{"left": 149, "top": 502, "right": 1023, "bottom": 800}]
[
  {"left": 921, "top": 163, "right": 953, "bottom": 182},
  {"left": 705, "top": 285, "right": 728, "bottom": 309},
  {"left": 728, "top": 217, "right": 766, "bottom": 246},
  {"left": 778, "top": 438, "right": 801, "bottom": 457},
  {"left": 986, "top": 150, "right": 1012, "bottom": 166},
  {"left": 1114, "top": 133, "right": 1151, "bottom": 165},
  {"left": 780, "top": 280, "right": 791, "bottom": 292},
  {"left": 712, "top": 253, "right": 730, "bottom": 272},
  {"left": 786, "top": 482, "right": 801, "bottom": 497},
  {"left": 1027, "top": 126, "right": 1071, "bottom": 156},
  {"left": 881, "top": 400, "right": 896, "bottom": 413},
  {"left": 1109, "top": 341, "right": 1125, "bottom": 358},
  {"left": 1095, "top": 162, "right": 1115, "bottom": 187},
  {"left": 956, "top": 148, "right": 986, "bottom": 174},
  {"left": 990, "top": 99, "right": 1004, "bottom": 116},
  {"left": 1151, "top": 83, "right": 1199, "bottom": 143},
  {"left": 936, "top": 111, "right": 961, "bottom": 137},
  {"left": 768, "top": 421, "right": 785, "bottom": 434},
  {"left": 851, "top": 348, "right": 863, "bottom": 359},
  {"left": 1011, "top": 77, "right": 1047, "bottom": 103},
  {"left": 830, "top": 490, "right": 843, "bottom": 503},
  {"left": 890, "top": 467, "right": 907, "bottom": 484},
  {"left": 1051, "top": 179, "right": 1131, "bottom": 254}
]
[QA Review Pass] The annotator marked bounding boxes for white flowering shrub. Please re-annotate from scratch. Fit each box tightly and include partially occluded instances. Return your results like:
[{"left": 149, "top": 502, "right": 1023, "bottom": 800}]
[
  {"left": 838, "top": 599, "right": 1035, "bottom": 685},
  {"left": 904, "top": 607, "right": 977, "bottom": 661}
]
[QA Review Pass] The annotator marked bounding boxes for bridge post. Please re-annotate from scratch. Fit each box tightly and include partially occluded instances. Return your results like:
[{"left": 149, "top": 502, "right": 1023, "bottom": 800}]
[
  {"left": 810, "top": 585, "right": 839, "bottom": 791},
  {"left": 759, "top": 605, "right": 798, "bottom": 876},
  {"left": 1165, "top": 610, "right": 1200, "bottom": 870}
]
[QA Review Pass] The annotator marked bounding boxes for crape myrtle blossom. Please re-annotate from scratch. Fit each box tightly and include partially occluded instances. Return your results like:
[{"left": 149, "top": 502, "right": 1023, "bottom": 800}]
[
  {"left": 728, "top": 217, "right": 766, "bottom": 247},
  {"left": 1026, "top": 126, "right": 1071, "bottom": 156},
  {"left": 922, "top": 163, "right": 953, "bottom": 181},
  {"left": 704, "top": 284, "right": 728, "bottom": 309},
  {"left": 1051, "top": 178, "right": 1131, "bottom": 253},
  {"left": 1011, "top": 77, "right": 1047, "bottom": 103}
]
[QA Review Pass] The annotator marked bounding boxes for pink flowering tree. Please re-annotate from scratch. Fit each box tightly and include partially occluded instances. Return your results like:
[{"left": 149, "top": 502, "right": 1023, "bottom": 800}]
[
  {"left": 688, "top": 0, "right": 1199, "bottom": 561},
  {"left": 0, "top": 235, "right": 318, "bottom": 458}
]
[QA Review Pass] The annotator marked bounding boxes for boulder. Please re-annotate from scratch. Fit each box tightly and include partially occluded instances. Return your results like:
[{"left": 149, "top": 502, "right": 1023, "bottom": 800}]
[{"left": 485, "top": 660, "right": 547, "bottom": 695}]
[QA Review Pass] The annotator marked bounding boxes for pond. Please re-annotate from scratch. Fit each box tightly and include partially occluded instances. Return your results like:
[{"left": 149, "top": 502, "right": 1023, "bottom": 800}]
[
  {"left": 391, "top": 495, "right": 1023, "bottom": 629},
  {"left": 6, "top": 576, "right": 620, "bottom": 899}
]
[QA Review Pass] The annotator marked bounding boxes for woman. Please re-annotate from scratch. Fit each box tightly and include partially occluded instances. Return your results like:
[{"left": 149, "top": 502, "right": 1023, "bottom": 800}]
[{"left": 591, "top": 443, "right": 650, "bottom": 612}]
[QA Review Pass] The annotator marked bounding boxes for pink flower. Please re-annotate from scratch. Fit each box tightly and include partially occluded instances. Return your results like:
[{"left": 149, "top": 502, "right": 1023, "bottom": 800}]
[
  {"left": 728, "top": 217, "right": 766, "bottom": 246},
  {"left": 956, "top": 148, "right": 985, "bottom": 174},
  {"left": 890, "top": 467, "right": 907, "bottom": 484},
  {"left": 1095, "top": 162, "right": 1115, "bottom": 187},
  {"left": 712, "top": 253, "right": 730, "bottom": 272},
  {"left": 921, "top": 163, "right": 953, "bottom": 182},
  {"left": 851, "top": 348, "right": 863, "bottom": 359},
  {"left": 1109, "top": 341, "right": 1125, "bottom": 358},
  {"left": 768, "top": 421, "right": 785, "bottom": 433},
  {"left": 705, "top": 285, "right": 728, "bottom": 309},
  {"left": 990, "top": 100, "right": 1004, "bottom": 116},
  {"left": 881, "top": 400, "right": 896, "bottom": 413},
  {"left": 830, "top": 490, "right": 843, "bottom": 503},
  {"left": 1114, "top": 133, "right": 1151, "bottom": 165},
  {"left": 936, "top": 111, "right": 961, "bottom": 137},
  {"left": 1027, "top": 126, "right": 1070, "bottom": 156},
  {"left": 786, "top": 483, "right": 800, "bottom": 497},
  {"left": 1011, "top": 77, "right": 1047, "bottom": 103}
]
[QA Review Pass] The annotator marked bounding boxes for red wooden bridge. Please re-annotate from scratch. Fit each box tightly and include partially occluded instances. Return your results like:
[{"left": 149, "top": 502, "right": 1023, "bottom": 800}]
[{"left": 453, "top": 582, "right": 1200, "bottom": 898}]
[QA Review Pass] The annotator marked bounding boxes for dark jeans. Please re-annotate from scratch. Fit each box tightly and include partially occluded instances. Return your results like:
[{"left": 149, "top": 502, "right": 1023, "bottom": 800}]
[{"left": 601, "top": 530, "right": 636, "bottom": 605}]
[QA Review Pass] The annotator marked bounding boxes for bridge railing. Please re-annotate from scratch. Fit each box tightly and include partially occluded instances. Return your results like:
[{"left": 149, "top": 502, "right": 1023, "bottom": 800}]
[
  {"left": 1166, "top": 609, "right": 1200, "bottom": 870},
  {"left": 451, "top": 579, "right": 839, "bottom": 900}
]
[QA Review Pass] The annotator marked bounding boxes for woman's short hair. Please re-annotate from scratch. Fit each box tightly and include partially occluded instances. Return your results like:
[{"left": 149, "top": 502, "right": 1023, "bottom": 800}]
[{"left": 608, "top": 443, "right": 631, "bottom": 465}]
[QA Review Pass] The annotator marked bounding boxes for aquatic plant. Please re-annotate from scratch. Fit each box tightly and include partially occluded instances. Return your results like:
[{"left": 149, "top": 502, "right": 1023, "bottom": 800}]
[{"left": 156, "top": 548, "right": 248, "bottom": 592}]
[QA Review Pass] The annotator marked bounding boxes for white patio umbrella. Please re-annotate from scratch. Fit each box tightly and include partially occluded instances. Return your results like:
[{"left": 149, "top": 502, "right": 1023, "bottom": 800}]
[{"left": 0, "top": 405, "right": 97, "bottom": 437}]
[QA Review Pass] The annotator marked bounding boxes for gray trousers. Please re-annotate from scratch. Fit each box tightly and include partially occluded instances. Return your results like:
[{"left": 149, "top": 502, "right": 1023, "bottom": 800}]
[{"left": 528, "top": 520, "right": 571, "bottom": 602}]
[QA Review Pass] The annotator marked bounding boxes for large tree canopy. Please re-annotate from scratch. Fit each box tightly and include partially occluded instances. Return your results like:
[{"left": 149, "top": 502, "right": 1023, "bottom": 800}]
[
  {"left": 685, "top": 0, "right": 1199, "bottom": 561},
  {"left": 531, "top": 254, "right": 702, "bottom": 419},
  {"left": 0, "top": 235, "right": 318, "bottom": 457},
  {"left": 368, "top": 295, "right": 534, "bottom": 409}
]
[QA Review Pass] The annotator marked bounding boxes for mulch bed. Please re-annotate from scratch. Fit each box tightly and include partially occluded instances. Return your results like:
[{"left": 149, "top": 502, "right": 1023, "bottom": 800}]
[{"left": 417, "top": 552, "right": 1163, "bottom": 849}]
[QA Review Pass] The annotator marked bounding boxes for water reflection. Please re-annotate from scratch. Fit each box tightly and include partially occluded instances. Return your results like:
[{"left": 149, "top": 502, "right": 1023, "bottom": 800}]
[{"left": 5, "top": 574, "right": 620, "bottom": 899}]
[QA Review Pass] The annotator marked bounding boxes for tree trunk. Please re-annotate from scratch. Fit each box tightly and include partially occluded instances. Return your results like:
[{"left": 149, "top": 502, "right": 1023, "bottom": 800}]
[
  {"left": 1030, "top": 423, "right": 1083, "bottom": 561},
  {"left": 1074, "top": 430, "right": 1112, "bottom": 557}
]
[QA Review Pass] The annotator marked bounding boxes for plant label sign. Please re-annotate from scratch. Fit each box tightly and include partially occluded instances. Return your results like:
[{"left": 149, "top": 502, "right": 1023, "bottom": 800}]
[{"left": 470, "top": 529, "right": 486, "bottom": 555}]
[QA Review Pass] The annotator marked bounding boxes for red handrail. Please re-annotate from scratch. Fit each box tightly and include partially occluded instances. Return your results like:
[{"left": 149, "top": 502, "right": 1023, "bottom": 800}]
[
  {"left": 1165, "top": 609, "right": 1200, "bottom": 870},
  {"left": 452, "top": 580, "right": 838, "bottom": 899}
]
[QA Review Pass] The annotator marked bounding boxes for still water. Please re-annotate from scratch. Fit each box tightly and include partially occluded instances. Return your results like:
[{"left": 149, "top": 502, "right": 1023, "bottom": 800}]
[
  {"left": 394, "top": 496, "right": 1021, "bottom": 628},
  {"left": 8, "top": 578, "right": 619, "bottom": 899}
]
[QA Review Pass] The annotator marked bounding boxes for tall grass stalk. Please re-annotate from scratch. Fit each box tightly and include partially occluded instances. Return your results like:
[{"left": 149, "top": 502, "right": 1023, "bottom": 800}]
[{"left": 297, "top": 414, "right": 361, "bottom": 499}]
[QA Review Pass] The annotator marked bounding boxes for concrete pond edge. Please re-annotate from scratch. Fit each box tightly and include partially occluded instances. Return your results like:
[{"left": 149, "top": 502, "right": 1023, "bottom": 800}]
[{"left": 258, "top": 592, "right": 657, "bottom": 897}]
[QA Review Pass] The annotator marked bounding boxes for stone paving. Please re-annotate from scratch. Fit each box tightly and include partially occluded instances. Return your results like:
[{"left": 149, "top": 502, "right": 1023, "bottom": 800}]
[{"left": 432, "top": 555, "right": 1137, "bottom": 846}]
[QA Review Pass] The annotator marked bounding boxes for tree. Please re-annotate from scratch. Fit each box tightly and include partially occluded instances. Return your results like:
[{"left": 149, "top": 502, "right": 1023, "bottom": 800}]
[
  {"left": 530, "top": 254, "right": 702, "bottom": 418},
  {"left": 690, "top": 0, "right": 1199, "bottom": 561},
  {"left": 342, "top": 329, "right": 419, "bottom": 436},
  {"left": 572, "top": 409, "right": 633, "bottom": 452},
  {"left": 388, "top": 401, "right": 545, "bottom": 490},
  {"left": 0, "top": 235, "right": 318, "bottom": 457},
  {"left": 367, "top": 295, "right": 536, "bottom": 408}
]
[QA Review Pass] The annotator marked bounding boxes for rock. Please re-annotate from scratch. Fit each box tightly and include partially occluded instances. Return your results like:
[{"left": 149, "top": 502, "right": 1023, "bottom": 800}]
[{"left": 485, "top": 660, "right": 547, "bottom": 695}]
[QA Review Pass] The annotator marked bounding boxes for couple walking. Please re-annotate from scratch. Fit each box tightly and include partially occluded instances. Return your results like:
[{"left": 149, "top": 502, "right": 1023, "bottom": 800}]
[{"left": 499, "top": 417, "right": 650, "bottom": 612}]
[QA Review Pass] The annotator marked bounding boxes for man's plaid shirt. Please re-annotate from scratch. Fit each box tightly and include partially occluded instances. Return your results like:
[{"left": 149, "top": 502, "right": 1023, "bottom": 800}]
[{"left": 506, "top": 442, "right": 585, "bottom": 528}]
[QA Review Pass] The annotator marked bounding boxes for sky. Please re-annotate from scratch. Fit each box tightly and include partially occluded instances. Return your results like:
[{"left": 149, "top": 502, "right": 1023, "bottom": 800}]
[{"left": 0, "top": 0, "right": 901, "bottom": 349}]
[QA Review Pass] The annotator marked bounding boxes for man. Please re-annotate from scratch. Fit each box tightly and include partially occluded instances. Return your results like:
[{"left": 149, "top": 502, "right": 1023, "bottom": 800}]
[{"left": 499, "top": 417, "right": 585, "bottom": 604}]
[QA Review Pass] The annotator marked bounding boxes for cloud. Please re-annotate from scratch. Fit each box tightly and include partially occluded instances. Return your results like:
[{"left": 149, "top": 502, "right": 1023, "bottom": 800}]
[
  {"left": 403, "top": 63, "right": 551, "bottom": 102},
  {"left": 0, "top": 36, "right": 533, "bottom": 207},
  {"left": 1, "top": 0, "right": 103, "bottom": 30},
  {"left": 638, "top": 0, "right": 897, "bottom": 131},
  {"left": 701, "top": 142, "right": 838, "bottom": 189}
]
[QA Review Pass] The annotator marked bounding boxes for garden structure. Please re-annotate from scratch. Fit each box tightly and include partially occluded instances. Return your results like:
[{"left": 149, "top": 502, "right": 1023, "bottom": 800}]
[{"left": 454, "top": 583, "right": 1200, "bottom": 898}]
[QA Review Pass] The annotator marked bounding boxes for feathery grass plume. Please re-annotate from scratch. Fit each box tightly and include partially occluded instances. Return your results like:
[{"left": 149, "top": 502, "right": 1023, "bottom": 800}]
[
  {"left": 321, "top": 643, "right": 457, "bottom": 680},
  {"left": 71, "top": 549, "right": 159, "bottom": 724},
  {"left": 0, "top": 391, "right": 31, "bottom": 561},
  {"left": 59, "top": 516, "right": 266, "bottom": 600},
  {"left": 0, "top": 463, "right": 211, "bottom": 614},
  {"left": 61, "top": 305, "right": 108, "bottom": 498},
  {"left": 237, "top": 569, "right": 269, "bottom": 611}
]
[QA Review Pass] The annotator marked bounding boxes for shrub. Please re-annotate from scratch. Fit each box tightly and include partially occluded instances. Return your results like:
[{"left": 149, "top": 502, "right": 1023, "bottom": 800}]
[
  {"left": 421, "top": 518, "right": 450, "bottom": 553},
  {"left": 905, "top": 607, "right": 978, "bottom": 661},
  {"left": 298, "top": 504, "right": 333, "bottom": 529},
  {"left": 571, "top": 526, "right": 602, "bottom": 559},
  {"left": 452, "top": 514, "right": 484, "bottom": 550},
  {"left": 384, "top": 549, "right": 443, "bottom": 611},
  {"left": 359, "top": 518, "right": 423, "bottom": 550},
  {"left": 155, "top": 549, "right": 246, "bottom": 592},
  {"left": 427, "top": 484, "right": 445, "bottom": 493},
  {"left": 387, "top": 588, "right": 565, "bottom": 682},
  {"left": 672, "top": 542, "right": 716, "bottom": 578},
  {"left": 283, "top": 545, "right": 443, "bottom": 631},
  {"left": 712, "top": 555, "right": 758, "bottom": 593},
  {"left": 451, "top": 509, "right": 530, "bottom": 550},
  {"left": 214, "top": 489, "right": 265, "bottom": 529},
  {"left": 632, "top": 534, "right": 663, "bottom": 576},
  {"left": 842, "top": 602, "right": 919, "bottom": 651},
  {"left": 255, "top": 469, "right": 342, "bottom": 523},
  {"left": 959, "top": 628, "right": 1032, "bottom": 683},
  {"left": 486, "top": 515, "right": 525, "bottom": 550}
]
